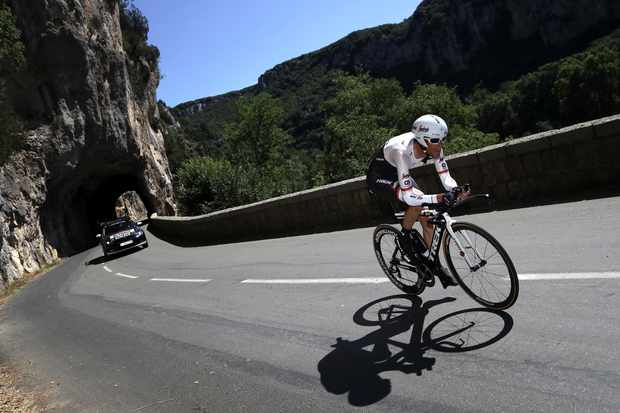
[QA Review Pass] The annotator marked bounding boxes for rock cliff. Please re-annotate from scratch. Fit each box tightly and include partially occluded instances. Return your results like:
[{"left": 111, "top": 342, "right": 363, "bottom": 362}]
[
  {"left": 175, "top": 0, "right": 620, "bottom": 136},
  {"left": 259, "top": 0, "right": 620, "bottom": 92},
  {"left": 0, "top": 0, "right": 175, "bottom": 287}
]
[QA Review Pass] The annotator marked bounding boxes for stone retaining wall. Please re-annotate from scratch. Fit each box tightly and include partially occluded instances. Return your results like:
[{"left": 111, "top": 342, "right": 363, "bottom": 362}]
[{"left": 151, "top": 115, "right": 620, "bottom": 246}]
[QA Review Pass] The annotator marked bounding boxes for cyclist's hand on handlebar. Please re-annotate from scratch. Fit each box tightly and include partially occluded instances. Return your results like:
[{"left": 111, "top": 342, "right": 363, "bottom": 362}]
[
  {"left": 441, "top": 191, "right": 458, "bottom": 205},
  {"left": 457, "top": 189, "right": 471, "bottom": 201},
  {"left": 452, "top": 184, "right": 471, "bottom": 201}
]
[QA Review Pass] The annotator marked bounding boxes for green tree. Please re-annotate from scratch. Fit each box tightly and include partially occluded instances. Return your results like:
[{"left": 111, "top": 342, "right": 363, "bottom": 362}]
[
  {"left": 176, "top": 156, "right": 242, "bottom": 215},
  {"left": 0, "top": 1, "right": 25, "bottom": 73},
  {"left": 404, "top": 84, "right": 499, "bottom": 154},
  {"left": 474, "top": 30, "right": 620, "bottom": 138},
  {"left": 321, "top": 75, "right": 498, "bottom": 182},
  {"left": 222, "top": 92, "right": 307, "bottom": 199},
  {"left": 0, "top": 1, "right": 25, "bottom": 166},
  {"left": 162, "top": 127, "right": 190, "bottom": 172},
  {"left": 404, "top": 84, "right": 478, "bottom": 127},
  {"left": 321, "top": 74, "right": 406, "bottom": 181},
  {"left": 223, "top": 93, "right": 292, "bottom": 166},
  {"left": 175, "top": 93, "right": 311, "bottom": 213},
  {"left": 0, "top": 103, "right": 22, "bottom": 165}
]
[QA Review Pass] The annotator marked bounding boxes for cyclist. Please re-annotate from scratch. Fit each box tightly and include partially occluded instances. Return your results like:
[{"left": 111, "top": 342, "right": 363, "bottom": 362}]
[{"left": 366, "top": 114, "right": 467, "bottom": 287}]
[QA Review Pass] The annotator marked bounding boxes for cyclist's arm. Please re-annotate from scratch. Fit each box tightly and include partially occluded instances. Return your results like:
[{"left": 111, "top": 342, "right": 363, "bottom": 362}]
[
  {"left": 434, "top": 148, "right": 458, "bottom": 191},
  {"left": 393, "top": 150, "right": 440, "bottom": 207}
]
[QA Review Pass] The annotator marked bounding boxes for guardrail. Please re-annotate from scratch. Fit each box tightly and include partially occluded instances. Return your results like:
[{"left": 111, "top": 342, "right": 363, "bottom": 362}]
[{"left": 150, "top": 115, "right": 620, "bottom": 246}]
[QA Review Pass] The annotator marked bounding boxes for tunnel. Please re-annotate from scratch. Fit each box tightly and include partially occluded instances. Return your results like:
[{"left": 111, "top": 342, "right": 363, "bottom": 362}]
[{"left": 40, "top": 166, "right": 157, "bottom": 257}]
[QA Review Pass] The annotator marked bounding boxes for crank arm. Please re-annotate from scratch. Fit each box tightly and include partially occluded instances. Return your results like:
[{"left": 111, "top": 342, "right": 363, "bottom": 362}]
[{"left": 390, "top": 259, "right": 418, "bottom": 272}]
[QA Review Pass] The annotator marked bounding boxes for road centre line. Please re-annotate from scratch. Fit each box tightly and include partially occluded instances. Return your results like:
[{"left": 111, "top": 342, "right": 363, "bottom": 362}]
[
  {"left": 115, "top": 272, "right": 139, "bottom": 279},
  {"left": 103, "top": 266, "right": 113, "bottom": 273},
  {"left": 242, "top": 272, "right": 620, "bottom": 284},
  {"left": 150, "top": 278, "right": 212, "bottom": 283},
  {"left": 242, "top": 278, "right": 389, "bottom": 284},
  {"left": 519, "top": 272, "right": 620, "bottom": 280}
]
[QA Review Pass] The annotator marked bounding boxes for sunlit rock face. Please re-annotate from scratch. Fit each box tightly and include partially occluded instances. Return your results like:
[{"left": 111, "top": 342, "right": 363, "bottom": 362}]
[
  {"left": 115, "top": 191, "right": 149, "bottom": 221},
  {"left": 0, "top": 0, "right": 176, "bottom": 288},
  {"left": 174, "top": 0, "right": 620, "bottom": 151}
]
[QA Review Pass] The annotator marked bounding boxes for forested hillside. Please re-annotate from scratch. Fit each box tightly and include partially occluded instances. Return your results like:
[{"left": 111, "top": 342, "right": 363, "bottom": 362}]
[{"left": 165, "top": 0, "right": 620, "bottom": 214}]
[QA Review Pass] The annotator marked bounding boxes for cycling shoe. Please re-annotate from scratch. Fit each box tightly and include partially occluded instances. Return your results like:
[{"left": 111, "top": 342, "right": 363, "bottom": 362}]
[{"left": 436, "top": 266, "right": 458, "bottom": 288}]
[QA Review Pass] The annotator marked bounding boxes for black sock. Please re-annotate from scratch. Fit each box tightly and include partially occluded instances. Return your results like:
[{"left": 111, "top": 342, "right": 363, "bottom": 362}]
[{"left": 401, "top": 227, "right": 412, "bottom": 237}]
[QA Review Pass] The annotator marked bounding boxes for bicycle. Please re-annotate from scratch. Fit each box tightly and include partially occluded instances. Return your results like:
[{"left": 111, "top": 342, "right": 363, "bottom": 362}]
[{"left": 372, "top": 185, "right": 519, "bottom": 310}]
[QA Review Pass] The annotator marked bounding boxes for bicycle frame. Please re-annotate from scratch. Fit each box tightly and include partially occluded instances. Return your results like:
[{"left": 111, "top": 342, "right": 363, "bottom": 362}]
[
  {"left": 425, "top": 212, "right": 486, "bottom": 271},
  {"left": 376, "top": 191, "right": 517, "bottom": 309}
]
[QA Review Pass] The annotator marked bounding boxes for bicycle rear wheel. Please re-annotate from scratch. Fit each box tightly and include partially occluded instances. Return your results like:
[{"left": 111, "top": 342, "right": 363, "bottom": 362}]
[
  {"left": 443, "top": 222, "right": 518, "bottom": 310},
  {"left": 373, "top": 224, "right": 424, "bottom": 295}
]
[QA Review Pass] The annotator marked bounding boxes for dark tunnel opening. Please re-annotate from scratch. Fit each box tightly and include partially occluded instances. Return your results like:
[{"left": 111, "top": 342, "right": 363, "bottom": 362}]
[{"left": 40, "top": 171, "right": 156, "bottom": 257}]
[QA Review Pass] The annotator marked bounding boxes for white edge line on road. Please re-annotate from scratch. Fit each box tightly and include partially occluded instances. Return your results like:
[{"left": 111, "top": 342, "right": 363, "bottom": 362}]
[
  {"left": 519, "top": 272, "right": 620, "bottom": 280},
  {"left": 150, "top": 278, "right": 212, "bottom": 283},
  {"left": 115, "top": 272, "right": 139, "bottom": 279},
  {"left": 103, "top": 266, "right": 113, "bottom": 273},
  {"left": 242, "top": 278, "right": 389, "bottom": 284}
]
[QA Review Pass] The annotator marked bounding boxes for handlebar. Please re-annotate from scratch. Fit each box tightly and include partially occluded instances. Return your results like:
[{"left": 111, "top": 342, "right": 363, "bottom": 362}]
[
  {"left": 453, "top": 193, "right": 492, "bottom": 208},
  {"left": 423, "top": 184, "right": 492, "bottom": 214},
  {"left": 452, "top": 183, "right": 471, "bottom": 194}
]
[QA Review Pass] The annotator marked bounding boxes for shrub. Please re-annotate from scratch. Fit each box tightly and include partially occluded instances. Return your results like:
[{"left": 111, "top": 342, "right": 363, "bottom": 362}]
[
  {"left": 321, "top": 74, "right": 498, "bottom": 182},
  {"left": 0, "top": 1, "right": 25, "bottom": 165},
  {"left": 474, "top": 30, "right": 620, "bottom": 138}
]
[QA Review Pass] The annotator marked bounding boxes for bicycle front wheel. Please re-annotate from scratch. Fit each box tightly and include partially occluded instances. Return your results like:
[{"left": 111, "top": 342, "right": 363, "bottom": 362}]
[
  {"left": 373, "top": 224, "right": 423, "bottom": 295},
  {"left": 443, "top": 222, "right": 518, "bottom": 310}
]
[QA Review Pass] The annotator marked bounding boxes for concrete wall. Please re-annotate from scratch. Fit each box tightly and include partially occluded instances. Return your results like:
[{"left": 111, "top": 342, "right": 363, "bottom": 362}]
[{"left": 151, "top": 115, "right": 620, "bottom": 246}]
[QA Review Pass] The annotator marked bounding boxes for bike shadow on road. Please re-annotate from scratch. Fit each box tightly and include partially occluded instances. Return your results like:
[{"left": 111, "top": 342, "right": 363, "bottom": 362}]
[{"left": 317, "top": 294, "right": 514, "bottom": 406}]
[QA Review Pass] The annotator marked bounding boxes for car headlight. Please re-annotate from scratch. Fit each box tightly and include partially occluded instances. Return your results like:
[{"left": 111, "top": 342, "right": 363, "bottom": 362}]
[{"left": 134, "top": 230, "right": 143, "bottom": 237}]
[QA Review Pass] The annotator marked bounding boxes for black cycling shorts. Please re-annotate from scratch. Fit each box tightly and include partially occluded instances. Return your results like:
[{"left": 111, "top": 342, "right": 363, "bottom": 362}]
[{"left": 366, "top": 146, "right": 413, "bottom": 215}]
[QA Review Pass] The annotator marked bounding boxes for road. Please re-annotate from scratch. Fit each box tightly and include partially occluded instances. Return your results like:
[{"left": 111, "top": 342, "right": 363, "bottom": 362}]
[{"left": 1, "top": 196, "right": 620, "bottom": 412}]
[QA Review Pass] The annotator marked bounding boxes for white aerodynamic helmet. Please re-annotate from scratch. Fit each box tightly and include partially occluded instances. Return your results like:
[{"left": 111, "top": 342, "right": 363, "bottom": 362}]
[{"left": 412, "top": 114, "right": 448, "bottom": 148}]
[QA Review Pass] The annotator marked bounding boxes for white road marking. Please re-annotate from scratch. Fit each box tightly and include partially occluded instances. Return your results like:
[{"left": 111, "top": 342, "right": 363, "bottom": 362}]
[
  {"left": 150, "top": 278, "right": 212, "bottom": 283},
  {"left": 115, "top": 272, "right": 139, "bottom": 279},
  {"left": 99, "top": 270, "right": 620, "bottom": 284},
  {"left": 242, "top": 272, "right": 620, "bottom": 285},
  {"left": 519, "top": 272, "right": 620, "bottom": 280},
  {"left": 241, "top": 278, "right": 389, "bottom": 284}
]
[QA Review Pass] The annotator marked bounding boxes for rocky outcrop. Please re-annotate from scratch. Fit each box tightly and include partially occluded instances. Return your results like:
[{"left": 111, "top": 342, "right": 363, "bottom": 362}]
[
  {"left": 174, "top": 87, "right": 252, "bottom": 118},
  {"left": 115, "top": 191, "right": 148, "bottom": 221},
  {"left": 173, "top": 0, "right": 620, "bottom": 150},
  {"left": 0, "top": 0, "right": 175, "bottom": 288},
  {"left": 259, "top": 0, "right": 620, "bottom": 91}
]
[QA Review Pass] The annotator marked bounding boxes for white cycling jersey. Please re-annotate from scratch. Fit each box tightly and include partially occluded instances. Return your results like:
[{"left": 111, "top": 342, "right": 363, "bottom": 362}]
[{"left": 383, "top": 132, "right": 458, "bottom": 206}]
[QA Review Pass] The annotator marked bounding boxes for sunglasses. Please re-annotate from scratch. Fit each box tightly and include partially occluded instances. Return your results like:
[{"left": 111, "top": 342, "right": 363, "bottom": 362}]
[{"left": 424, "top": 137, "right": 442, "bottom": 144}]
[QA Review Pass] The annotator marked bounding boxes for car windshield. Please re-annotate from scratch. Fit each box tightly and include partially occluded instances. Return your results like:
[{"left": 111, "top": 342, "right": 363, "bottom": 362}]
[{"left": 104, "top": 221, "right": 134, "bottom": 235}]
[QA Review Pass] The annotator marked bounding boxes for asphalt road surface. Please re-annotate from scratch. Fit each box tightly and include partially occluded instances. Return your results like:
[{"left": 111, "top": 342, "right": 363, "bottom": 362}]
[{"left": 1, "top": 196, "right": 620, "bottom": 412}]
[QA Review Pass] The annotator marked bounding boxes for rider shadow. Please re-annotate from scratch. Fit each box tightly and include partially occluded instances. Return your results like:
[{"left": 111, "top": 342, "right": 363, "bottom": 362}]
[{"left": 317, "top": 295, "right": 514, "bottom": 406}]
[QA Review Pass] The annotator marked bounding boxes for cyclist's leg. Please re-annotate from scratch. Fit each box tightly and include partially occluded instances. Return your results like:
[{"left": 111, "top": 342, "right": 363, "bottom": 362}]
[
  {"left": 420, "top": 215, "right": 458, "bottom": 287},
  {"left": 398, "top": 178, "right": 433, "bottom": 247},
  {"left": 420, "top": 217, "right": 434, "bottom": 249},
  {"left": 402, "top": 206, "right": 422, "bottom": 231}
]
